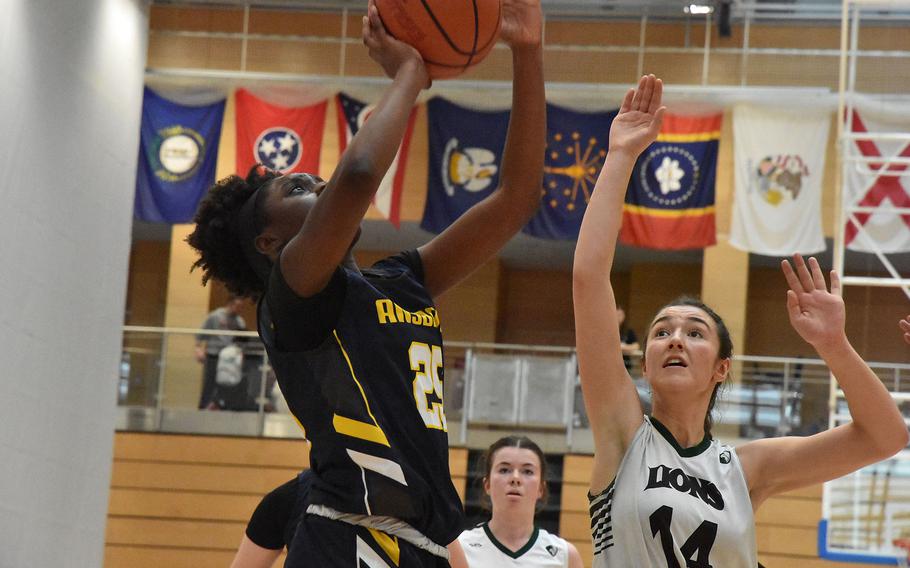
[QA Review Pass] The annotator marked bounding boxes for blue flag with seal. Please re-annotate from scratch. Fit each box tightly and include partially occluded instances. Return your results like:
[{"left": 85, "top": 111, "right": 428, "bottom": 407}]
[
  {"left": 135, "top": 87, "right": 226, "bottom": 223},
  {"left": 421, "top": 98, "right": 510, "bottom": 234},
  {"left": 524, "top": 104, "right": 617, "bottom": 240}
]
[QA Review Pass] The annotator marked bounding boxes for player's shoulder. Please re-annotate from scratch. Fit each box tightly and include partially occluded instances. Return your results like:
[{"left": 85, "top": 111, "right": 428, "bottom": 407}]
[{"left": 457, "top": 523, "right": 487, "bottom": 543}]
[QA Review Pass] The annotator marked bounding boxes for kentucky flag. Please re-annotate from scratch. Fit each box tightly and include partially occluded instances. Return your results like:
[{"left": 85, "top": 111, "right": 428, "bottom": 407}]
[
  {"left": 524, "top": 104, "right": 617, "bottom": 240},
  {"left": 337, "top": 93, "right": 417, "bottom": 228},
  {"left": 620, "top": 112, "right": 722, "bottom": 250},
  {"left": 134, "top": 87, "right": 226, "bottom": 222},
  {"left": 235, "top": 89, "right": 327, "bottom": 175},
  {"left": 421, "top": 98, "right": 510, "bottom": 233}
]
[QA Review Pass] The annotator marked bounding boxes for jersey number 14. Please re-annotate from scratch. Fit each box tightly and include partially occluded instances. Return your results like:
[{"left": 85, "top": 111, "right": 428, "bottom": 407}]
[{"left": 649, "top": 505, "right": 718, "bottom": 568}]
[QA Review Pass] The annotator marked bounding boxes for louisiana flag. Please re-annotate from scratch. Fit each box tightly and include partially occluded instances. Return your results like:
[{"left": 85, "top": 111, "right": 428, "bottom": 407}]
[
  {"left": 235, "top": 89, "right": 326, "bottom": 175},
  {"left": 337, "top": 93, "right": 417, "bottom": 228},
  {"left": 524, "top": 104, "right": 617, "bottom": 240},
  {"left": 620, "top": 113, "right": 721, "bottom": 250},
  {"left": 421, "top": 98, "right": 510, "bottom": 234},
  {"left": 134, "top": 87, "right": 226, "bottom": 223}
]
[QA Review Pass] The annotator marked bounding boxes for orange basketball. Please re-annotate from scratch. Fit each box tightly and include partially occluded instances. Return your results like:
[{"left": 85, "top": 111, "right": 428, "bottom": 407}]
[{"left": 375, "top": 0, "right": 502, "bottom": 79}]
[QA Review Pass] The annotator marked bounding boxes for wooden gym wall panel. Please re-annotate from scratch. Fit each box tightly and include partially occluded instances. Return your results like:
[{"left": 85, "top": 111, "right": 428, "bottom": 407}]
[{"left": 105, "top": 433, "right": 468, "bottom": 567}]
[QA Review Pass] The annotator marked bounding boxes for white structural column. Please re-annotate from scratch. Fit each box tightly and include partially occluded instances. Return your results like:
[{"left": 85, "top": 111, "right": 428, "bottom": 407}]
[{"left": 0, "top": 1, "right": 148, "bottom": 566}]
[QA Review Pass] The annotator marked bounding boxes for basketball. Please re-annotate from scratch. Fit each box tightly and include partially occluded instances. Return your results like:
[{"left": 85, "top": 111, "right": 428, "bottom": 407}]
[{"left": 375, "top": 0, "right": 502, "bottom": 79}]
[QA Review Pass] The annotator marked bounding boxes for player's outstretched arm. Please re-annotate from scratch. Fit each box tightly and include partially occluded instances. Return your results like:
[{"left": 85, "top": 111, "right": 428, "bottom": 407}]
[
  {"left": 900, "top": 314, "right": 910, "bottom": 345},
  {"left": 280, "top": 0, "right": 428, "bottom": 297},
  {"left": 573, "top": 75, "right": 665, "bottom": 494},
  {"left": 417, "top": 0, "right": 545, "bottom": 299},
  {"left": 737, "top": 255, "right": 909, "bottom": 508}
]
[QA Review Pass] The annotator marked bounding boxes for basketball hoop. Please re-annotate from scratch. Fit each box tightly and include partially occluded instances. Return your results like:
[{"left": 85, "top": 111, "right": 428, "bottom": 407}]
[{"left": 893, "top": 538, "right": 910, "bottom": 568}]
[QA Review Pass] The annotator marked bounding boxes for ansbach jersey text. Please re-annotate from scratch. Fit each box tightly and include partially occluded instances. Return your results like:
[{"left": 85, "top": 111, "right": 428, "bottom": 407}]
[
  {"left": 258, "top": 250, "right": 464, "bottom": 550},
  {"left": 589, "top": 416, "right": 756, "bottom": 567},
  {"left": 459, "top": 523, "right": 571, "bottom": 567}
]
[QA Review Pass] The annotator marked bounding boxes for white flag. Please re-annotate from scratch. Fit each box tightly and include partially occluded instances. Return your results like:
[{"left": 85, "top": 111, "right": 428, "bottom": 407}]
[
  {"left": 730, "top": 104, "right": 830, "bottom": 256},
  {"left": 844, "top": 98, "right": 910, "bottom": 253}
]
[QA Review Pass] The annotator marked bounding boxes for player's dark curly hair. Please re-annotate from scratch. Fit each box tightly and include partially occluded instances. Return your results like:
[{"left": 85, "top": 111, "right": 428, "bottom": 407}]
[{"left": 186, "top": 165, "right": 279, "bottom": 299}]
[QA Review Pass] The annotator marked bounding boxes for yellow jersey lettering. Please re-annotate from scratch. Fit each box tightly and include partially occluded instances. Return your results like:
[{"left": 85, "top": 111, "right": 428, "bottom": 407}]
[
  {"left": 375, "top": 301, "right": 441, "bottom": 328},
  {"left": 375, "top": 300, "right": 397, "bottom": 324}
]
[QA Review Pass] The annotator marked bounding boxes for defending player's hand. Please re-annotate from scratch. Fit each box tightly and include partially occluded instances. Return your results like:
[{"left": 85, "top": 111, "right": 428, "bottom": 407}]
[
  {"left": 500, "top": 0, "right": 543, "bottom": 48},
  {"left": 781, "top": 254, "right": 847, "bottom": 352},
  {"left": 362, "top": 0, "right": 430, "bottom": 87},
  {"left": 900, "top": 314, "right": 910, "bottom": 345},
  {"left": 608, "top": 74, "right": 666, "bottom": 159}
]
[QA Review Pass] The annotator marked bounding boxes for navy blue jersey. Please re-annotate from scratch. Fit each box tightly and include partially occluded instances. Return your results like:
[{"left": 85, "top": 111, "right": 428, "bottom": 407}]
[{"left": 257, "top": 250, "right": 464, "bottom": 547}]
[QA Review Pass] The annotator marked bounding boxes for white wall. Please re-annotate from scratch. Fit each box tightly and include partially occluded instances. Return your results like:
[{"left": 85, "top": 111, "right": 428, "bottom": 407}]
[{"left": 0, "top": 0, "right": 148, "bottom": 566}]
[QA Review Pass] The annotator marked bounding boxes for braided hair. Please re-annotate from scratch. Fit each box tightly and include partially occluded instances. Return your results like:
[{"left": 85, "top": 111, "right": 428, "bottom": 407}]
[{"left": 186, "top": 165, "right": 279, "bottom": 299}]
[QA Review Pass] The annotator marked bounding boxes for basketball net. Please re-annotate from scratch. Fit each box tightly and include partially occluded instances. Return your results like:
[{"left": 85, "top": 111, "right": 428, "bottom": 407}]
[{"left": 894, "top": 538, "right": 910, "bottom": 568}]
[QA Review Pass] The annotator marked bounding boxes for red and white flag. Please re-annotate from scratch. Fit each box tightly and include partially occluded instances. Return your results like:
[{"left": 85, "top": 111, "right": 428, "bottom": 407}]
[
  {"left": 336, "top": 92, "right": 417, "bottom": 228},
  {"left": 845, "top": 100, "right": 910, "bottom": 253},
  {"left": 235, "top": 89, "right": 327, "bottom": 176}
]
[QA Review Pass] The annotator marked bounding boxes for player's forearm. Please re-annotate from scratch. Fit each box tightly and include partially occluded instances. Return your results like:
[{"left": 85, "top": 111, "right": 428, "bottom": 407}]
[
  {"left": 497, "top": 44, "right": 546, "bottom": 219},
  {"left": 819, "top": 336, "right": 909, "bottom": 457},
  {"left": 574, "top": 151, "right": 637, "bottom": 280},
  {"left": 339, "top": 59, "right": 424, "bottom": 188}
]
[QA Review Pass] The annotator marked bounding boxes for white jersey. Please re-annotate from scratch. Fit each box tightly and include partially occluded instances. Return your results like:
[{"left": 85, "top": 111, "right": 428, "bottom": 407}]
[
  {"left": 590, "top": 416, "right": 756, "bottom": 568},
  {"left": 458, "top": 523, "right": 570, "bottom": 567}
]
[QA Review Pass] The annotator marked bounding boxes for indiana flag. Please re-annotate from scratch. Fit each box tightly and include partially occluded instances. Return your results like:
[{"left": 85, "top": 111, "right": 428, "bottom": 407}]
[
  {"left": 235, "top": 89, "right": 327, "bottom": 175},
  {"left": 523, "top": 104, "right": 617, "bottom": 240},
  {"left": 421, "top": 98, "right": 510, "bottom": 234},
  {"left": 844, "top": 101, "right": 910, "bottom": 253},
  {"left": 730, "top": 104, "right": 829, "bottom": 256},
  {"left": 620, "top": 112, "right": 721, "bottom": 250},
  {"left": 337, "top": 93, "right": 417, "bottom": 228},
  {"left": 135, "top": 87, "right": 226, "bottom": 223}
]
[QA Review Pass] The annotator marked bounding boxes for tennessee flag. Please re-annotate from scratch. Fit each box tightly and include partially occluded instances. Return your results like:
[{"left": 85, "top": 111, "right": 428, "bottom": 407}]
[
  {"left": 620, "top": 113, "right": 721, "bottom": 250},
  {"left": 235, "top": 89, "right": 327, "bottom": 175},
  {"left": 336, "top": 93, "right": 417, "bottom": 228}
]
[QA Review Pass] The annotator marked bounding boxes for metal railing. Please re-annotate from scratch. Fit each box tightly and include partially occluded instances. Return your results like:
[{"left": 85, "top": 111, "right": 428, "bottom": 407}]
[{"left": 118, "top": 326, "right": 910, "bottom": 452}]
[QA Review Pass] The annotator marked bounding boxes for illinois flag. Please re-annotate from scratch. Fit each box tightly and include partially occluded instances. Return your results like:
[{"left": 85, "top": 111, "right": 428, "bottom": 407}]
[
  {"left": 844, "top": 100, "right": 910, "bottom": 253},
  {"left": 135, "top": 87, "right": 226, "bottom": 223},
  {"left": 421, "top": 98, "right": 509, "bottom": 234},
  {"left": 235, "top": 89, "right": 326, "bottom": 175},
  {"left": 523, "top": 104, "right": 617, "bottom": 240},
  {"left": 337, "top": 93, "right": 417, "bottom": 228},
  {"left": 730, "top": 104, "right": 829, "bottom": 256},
  {"left": 620, "top": 112, "right": 721, "bottom": 249}
]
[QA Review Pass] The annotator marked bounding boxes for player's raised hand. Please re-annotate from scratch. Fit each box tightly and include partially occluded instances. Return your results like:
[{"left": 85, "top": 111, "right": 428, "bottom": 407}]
[
  {"left": 608, "top": 75, "right": 666, "bottom": 159},
  {"left": 362, "top": 0, "right": 429, "bottom": 86},
  {"left": 500, "top": 0, "right": 542, "bottom": 48},
  {"left": 781, "top": 254, "right": 847, "bottom": 351},
  {"left": 900, "top": 315, "right": 910, "bottom": 345}
]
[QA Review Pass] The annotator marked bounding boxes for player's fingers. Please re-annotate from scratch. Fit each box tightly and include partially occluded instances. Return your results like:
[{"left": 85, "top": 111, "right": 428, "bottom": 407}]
[
  {"left": 368, "top": 2, "right": 384, "bottom": 34},
  {"left": 899, "top": 316, "right": 910, "bottom": 331},
  {"left": 786, "top": 290, "right": 801, "bottom": 320},
  {"left": 619, "top": 88, "right": 634, "bottom": 114},
  {"left": 649, "top": 106, "right": 666, "bottom": 138},
  {"left": 638, "top": 75, "right": 655, "bottom": 113},
  {"left": 793, "top": 254, "right": 815, "bottom": 292},
  {"left": 630, "top": 75, "right": 646, "bottom": 111},
  {"left": 829, "top": 270, "right": 841, "bottom": 297},
  {"left": 781, "top": 259, "right": 803, "bottom": 294},
  {"left": 807, "top": 257, "right": 826, "bottom": 290},
  {"left": 648, "top": 78, "right": 663, "bottom": 115}
]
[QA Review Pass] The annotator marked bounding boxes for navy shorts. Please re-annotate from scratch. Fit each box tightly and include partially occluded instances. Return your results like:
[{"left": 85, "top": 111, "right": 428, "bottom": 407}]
[{"left": 285, "top": 513, "right": 450, "bottom": 568}]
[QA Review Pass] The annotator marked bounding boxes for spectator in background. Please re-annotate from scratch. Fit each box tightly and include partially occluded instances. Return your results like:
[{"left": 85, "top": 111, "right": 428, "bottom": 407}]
[
  {"left": 617, "top": 305, "right": 639, "bottom": 372},
  {"left": 195, "top": 295, "right": 247, "bottom": 409}
]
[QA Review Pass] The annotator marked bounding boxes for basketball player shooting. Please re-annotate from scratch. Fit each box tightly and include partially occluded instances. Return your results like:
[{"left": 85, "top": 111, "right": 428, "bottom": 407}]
[
  {"left": 573, "top": 74, "right": 908, "bottom": 566},
  {"left": 186, "top": 0, "right": 545, "bottom": 566}
]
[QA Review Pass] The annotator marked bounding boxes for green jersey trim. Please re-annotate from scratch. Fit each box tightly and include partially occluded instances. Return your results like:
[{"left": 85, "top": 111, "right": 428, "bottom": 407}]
[
  {"left": 649, "top": 416, "right": 712, "bottom": 457},
  {"left": 482, "top": 523, "right": 540, "bottom": 559}
]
